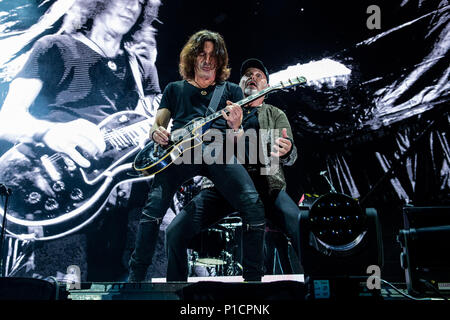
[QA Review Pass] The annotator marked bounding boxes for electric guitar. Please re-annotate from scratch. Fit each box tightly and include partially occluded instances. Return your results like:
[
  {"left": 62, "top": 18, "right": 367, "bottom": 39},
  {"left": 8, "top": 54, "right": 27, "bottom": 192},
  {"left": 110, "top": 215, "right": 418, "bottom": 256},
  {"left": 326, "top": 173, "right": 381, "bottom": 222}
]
[
  {"left": 133, "top": 58, "right": 352, "bottom": 175},
  {"left": 0, "top": 111, "right": 154, "bottom": 240},
  {"left": 133, "top": 76, "right": 306, "bottom": 175}
]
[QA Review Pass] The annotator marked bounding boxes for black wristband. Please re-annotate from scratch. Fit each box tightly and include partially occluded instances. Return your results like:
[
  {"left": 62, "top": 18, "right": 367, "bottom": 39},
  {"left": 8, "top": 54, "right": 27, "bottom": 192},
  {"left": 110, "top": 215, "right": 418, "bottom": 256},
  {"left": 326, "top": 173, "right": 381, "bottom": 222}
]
[{"left": 151, "top": 130, "right": 157, "bottom": 141}]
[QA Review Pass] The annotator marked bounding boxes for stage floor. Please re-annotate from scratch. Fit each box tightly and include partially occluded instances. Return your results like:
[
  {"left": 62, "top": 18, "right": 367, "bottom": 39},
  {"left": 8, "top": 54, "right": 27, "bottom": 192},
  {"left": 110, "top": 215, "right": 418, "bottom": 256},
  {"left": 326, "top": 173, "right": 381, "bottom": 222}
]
[
  {"left": 67, "top": 274, "right": 305, "bottom": 300},
  {"left": 64, "top": 274, "right": 441, "bottom": 302}
]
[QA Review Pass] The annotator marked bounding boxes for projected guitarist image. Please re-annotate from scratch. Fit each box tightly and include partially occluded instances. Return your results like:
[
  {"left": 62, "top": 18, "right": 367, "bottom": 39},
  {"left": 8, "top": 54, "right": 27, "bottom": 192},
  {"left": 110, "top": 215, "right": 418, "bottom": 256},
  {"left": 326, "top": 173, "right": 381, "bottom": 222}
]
[
  {"left": 128, "top": 30, "right": 267, "bottom": 282},
  {"left": 0, "top": 0, "right": 161, "bottom": 280}
]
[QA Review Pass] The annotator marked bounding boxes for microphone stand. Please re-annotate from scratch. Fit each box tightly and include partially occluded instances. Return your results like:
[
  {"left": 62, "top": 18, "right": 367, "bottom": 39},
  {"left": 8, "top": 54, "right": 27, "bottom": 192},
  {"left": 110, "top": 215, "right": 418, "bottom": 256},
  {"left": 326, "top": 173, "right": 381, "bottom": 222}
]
[
  {"left": 0, "top": 184, "right": 11, "bottom": 277},
  {"left": 320, "top": 171, "right": 337, "bottom": 193}
]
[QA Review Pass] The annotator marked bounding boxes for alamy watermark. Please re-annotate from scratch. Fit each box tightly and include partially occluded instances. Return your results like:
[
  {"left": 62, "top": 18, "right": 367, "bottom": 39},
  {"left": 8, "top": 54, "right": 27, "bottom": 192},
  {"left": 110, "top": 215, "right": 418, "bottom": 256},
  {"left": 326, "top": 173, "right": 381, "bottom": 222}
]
[
  {"left": 366, "top": 264, "right": 381, "bottom": 290},
  {"left": 170, "top": 128, "right": 283, "bottom": 176},
  {"left": 366, "top": 5, "right": 381, "bottom": 30}
]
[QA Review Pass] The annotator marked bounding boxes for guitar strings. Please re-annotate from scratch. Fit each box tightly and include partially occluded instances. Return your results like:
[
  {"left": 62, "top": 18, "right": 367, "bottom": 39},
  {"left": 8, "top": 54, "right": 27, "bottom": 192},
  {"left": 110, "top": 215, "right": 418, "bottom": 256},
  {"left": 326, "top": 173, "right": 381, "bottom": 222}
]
[{"left": 46, "top": 120, "right": 151, "bottom": 164}]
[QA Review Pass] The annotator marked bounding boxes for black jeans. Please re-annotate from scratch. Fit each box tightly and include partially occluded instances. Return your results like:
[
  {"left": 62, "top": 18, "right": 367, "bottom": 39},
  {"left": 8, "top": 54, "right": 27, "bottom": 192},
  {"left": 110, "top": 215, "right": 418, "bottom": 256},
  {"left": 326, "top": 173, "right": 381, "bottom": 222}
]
[
  {"left": 165, "top": 178, "right": 301, "bottom": 281},
  {"left": 129, "top": 160, "right": 266, "bottom": 281}
]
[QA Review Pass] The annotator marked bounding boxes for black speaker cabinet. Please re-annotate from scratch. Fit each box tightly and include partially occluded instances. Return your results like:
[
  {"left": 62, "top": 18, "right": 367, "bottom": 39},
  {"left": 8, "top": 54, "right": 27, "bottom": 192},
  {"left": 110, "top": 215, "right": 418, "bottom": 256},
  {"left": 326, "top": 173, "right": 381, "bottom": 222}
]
[
  {"left": 0, "top": 277, "right": 65, "bottom": 300},
  {"left": 398, "top": 206, "right": 450, "bottom": 296}
]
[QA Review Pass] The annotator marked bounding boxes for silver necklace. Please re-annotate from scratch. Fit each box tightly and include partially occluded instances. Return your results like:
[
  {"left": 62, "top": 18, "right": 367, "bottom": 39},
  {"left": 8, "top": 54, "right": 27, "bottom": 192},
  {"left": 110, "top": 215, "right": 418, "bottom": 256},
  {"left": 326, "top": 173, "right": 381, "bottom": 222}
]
[{"left": 83, "top": 35, "right": 118, "bottom": 71}]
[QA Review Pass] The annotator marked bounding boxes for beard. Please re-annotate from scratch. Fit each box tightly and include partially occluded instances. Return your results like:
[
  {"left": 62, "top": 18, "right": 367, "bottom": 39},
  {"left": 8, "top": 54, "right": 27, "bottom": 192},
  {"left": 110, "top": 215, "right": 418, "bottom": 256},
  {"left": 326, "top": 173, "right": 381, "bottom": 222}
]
[{"left": 244, "top": 86, "right": 258, "bottom": 97}]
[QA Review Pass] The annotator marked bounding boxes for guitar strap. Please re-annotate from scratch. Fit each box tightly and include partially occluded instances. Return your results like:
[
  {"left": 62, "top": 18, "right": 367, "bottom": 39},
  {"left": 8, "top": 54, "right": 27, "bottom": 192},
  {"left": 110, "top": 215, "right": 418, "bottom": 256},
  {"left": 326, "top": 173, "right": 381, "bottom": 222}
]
[
  {"left": 129, "top": 51, "right": 225, "bottom": 118},
  {"left": 128, "top": 51, "right": 152, "bottom": 114},
  {"left": 206, "top": 82, "right": 226, "bottom": 116}
]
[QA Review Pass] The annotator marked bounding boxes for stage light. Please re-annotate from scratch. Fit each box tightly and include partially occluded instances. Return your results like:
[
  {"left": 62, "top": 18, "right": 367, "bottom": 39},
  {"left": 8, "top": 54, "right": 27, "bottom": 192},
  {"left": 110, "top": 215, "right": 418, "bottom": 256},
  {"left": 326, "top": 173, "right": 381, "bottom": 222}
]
[{"left": 298, "top": 193, "right": 383, "bottom": 299}]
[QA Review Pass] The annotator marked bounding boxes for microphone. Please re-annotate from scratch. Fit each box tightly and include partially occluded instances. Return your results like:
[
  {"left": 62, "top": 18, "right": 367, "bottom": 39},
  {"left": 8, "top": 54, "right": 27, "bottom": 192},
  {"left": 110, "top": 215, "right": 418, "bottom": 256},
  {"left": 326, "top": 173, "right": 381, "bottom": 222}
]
[{"left": 0, "top": 184, "right": 12, "bottom": 196}]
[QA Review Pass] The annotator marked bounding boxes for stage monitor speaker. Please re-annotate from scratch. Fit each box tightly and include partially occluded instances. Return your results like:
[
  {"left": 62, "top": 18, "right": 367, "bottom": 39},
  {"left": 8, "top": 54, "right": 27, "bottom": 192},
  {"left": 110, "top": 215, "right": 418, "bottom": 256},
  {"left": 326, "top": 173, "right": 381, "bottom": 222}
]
[
  {"left": 0, "top": 277, "right": 65, "bottom": 300},
  {"left": 180, "top": 281, "right": 306, "bottom": 301},
  {"left": 398, "top": 206, "right": 450, "bottom": 297},
  {"left": 298, "top": 193, "right": 383, "bottom": 299},
  {"left": 66, "top": 281, "right": 306, "bottom": 300}
]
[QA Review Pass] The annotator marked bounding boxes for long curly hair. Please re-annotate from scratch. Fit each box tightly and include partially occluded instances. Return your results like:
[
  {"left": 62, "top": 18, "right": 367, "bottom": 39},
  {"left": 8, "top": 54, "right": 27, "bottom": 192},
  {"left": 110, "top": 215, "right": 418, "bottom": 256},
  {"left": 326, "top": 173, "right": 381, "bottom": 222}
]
[
  {"left": 59, "top": 0, "right": 161, "bottom": 44},
  {"left": 179, "top": 30, "right": 231, "bottom": 82}
]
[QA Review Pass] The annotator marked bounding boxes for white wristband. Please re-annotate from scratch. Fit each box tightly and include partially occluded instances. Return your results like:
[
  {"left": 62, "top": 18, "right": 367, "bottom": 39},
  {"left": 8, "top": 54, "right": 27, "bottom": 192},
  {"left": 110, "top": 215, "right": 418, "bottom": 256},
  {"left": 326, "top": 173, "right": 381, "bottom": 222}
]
[{"left": 232, "top": 125, "right": 243, "bottom": 134}]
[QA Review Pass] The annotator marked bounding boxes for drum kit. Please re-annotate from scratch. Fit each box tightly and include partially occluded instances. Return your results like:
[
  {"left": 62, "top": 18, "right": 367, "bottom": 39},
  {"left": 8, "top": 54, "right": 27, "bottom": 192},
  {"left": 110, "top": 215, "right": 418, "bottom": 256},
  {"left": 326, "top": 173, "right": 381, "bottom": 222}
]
[
  {"left": 172, "top": 179, "right": 244, "bottom": 277},
  {"left": 173, "top": 171, "right": 345, "bottom": 278},
  {"left": 187, "top": 214, "right": 243, "bottom": 277}
]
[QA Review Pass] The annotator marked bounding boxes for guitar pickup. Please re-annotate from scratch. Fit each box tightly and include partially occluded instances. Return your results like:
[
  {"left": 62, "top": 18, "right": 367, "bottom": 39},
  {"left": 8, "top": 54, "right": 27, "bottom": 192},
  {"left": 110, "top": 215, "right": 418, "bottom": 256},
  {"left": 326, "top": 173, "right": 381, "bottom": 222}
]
[{"left": 40, "top": 154, "right": 62, "bottom": 181}]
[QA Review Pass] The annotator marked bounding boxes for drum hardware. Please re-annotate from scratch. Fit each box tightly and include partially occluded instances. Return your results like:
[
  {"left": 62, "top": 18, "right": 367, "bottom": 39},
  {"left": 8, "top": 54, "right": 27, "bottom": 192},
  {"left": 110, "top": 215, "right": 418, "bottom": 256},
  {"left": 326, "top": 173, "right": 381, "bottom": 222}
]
[
  {"left": 298, "top": 170, "right": 336, "bottom": 208},
  {"left": 188, "top": 216, "right": 243, "bottom": 277}
]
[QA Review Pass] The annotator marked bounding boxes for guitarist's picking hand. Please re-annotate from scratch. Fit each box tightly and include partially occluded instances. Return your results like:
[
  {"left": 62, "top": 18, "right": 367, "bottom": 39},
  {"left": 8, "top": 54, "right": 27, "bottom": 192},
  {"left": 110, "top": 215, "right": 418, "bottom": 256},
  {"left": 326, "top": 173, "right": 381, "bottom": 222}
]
[
  {"left": 152, "top": 126, "right": 170, "bottom": 146},
  {"left": 42, "top": 119, "right": 106, "bottom": 168},
  {"left": 222, "top": 100, "right": 243, "bottom": 131}
]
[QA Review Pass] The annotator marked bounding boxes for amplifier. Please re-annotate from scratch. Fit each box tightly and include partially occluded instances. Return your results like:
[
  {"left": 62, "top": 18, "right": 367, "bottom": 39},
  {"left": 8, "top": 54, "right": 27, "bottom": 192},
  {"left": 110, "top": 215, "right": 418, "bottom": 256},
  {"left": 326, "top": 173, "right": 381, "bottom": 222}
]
[{"left": 398, "top": 206, "right": 450, "bottom": 297}]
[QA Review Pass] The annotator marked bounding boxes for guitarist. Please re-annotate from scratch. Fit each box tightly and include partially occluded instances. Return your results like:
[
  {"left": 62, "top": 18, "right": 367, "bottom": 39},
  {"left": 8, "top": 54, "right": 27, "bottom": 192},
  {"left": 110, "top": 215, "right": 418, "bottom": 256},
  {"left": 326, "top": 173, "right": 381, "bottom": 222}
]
[
  {"left": 165, "top": 59, "right": 302, "bottom": 281},
  {"left": 128, "top": 30, "right": 266, "bottom": 282},
  {"left": 0, "top": 0, "right": 161, "bottom": 164},
  {"left": 0, "top": 0, "right": 162, "bottom": 281}
]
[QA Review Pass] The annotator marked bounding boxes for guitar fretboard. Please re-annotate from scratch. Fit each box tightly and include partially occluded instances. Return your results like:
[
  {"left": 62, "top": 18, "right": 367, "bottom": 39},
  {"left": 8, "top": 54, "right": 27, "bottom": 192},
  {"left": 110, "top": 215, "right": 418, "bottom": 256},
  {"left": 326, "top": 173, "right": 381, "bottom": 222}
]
[
  {"left": 185, "top": 76, "right": 305, "bottom": 132},
  {"left": 104, "top": 120, "right": 151, "bottom": 150}
]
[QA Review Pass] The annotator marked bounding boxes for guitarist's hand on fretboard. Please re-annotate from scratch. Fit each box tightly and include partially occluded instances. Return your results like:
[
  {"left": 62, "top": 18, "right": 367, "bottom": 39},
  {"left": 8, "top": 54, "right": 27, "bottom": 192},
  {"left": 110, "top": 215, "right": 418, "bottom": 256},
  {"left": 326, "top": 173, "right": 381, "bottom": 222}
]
[
  {"left": 221, "top": 100, "right": 243, "bottom": 131},
  {"left": 42, "top": 119, "right": 106, "bottom": 168}
]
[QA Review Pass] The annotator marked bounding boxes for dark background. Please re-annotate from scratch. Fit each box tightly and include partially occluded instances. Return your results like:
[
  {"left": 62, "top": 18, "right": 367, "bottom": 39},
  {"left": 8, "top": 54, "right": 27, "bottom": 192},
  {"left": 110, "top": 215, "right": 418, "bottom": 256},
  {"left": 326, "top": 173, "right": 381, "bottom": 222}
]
[{"left": 155, "top": 0, "right": 403, "bottom": 86}]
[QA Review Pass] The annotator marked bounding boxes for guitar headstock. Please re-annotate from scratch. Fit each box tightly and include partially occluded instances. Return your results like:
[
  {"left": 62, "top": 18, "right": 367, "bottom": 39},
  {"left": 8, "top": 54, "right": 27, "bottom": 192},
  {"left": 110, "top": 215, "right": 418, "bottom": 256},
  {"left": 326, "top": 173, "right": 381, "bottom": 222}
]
[
  {"left": 270, "top": 76, "right": 307, "bottom": 91},
  {"left": 235, "top": 59, "right": 351, "bottom": 107}
]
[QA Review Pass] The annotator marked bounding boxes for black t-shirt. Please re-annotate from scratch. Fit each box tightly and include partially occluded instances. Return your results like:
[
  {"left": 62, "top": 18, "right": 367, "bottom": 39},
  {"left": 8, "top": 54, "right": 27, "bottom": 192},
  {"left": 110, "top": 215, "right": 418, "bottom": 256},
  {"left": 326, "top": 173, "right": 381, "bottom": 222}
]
[
  {"left": 241, "top": 105, "right": 275, "bottom": 200},
  {"left": 16, "top": 34, "right": 160, "bottom": 124},
  {"left": 242, "top": 105, "right": 259, "bottom": 131},
  {"left": 158, "top": 80, "right": 244, "bottom": 132},
  {"left": 241, "top": 105, "right": 262, "bottom": 169}
]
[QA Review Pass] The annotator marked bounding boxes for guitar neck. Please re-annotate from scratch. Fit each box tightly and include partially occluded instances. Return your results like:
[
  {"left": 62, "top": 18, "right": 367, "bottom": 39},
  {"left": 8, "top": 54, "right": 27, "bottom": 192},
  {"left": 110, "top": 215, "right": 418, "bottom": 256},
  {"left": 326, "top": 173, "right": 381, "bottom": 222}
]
[
  {"left": 103, "top": 118, "right": 152, "bottom": 139},
  {"left": 183, "top": 75, "right": 308, "bottom": 132},
  {"left": 204, "top": 85, "right": 274, "bottom": 124},
  {"left": 101, "top": 117, "right": 152, "bottom": 151}
]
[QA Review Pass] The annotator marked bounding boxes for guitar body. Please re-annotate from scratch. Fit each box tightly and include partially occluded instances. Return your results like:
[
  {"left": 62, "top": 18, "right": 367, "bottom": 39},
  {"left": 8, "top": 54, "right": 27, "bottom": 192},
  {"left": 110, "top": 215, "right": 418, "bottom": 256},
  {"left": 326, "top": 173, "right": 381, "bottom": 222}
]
[
  {"left": 134, "top": 118, "right": 209, "bottom": 175},
  {"left": 0, "top": 111, "right": 153, "bottom": 240}
]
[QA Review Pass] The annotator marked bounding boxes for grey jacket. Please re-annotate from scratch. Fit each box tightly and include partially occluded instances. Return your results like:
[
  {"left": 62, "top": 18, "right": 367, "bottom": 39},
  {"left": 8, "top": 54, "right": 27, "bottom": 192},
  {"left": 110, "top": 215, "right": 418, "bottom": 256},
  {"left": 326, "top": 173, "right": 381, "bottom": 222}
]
[{"left": 203, "top": 102, "right": 298, "bottom": 192}]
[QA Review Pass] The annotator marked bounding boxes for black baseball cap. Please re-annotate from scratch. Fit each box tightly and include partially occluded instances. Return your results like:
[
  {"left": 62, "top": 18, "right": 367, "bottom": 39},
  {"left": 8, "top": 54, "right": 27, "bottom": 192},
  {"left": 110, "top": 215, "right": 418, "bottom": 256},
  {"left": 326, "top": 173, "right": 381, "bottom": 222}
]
[{"left": 240, "top": 58, "right": 269, "bottom": 83}]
